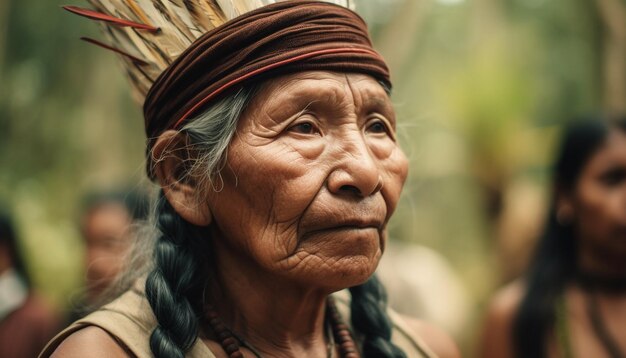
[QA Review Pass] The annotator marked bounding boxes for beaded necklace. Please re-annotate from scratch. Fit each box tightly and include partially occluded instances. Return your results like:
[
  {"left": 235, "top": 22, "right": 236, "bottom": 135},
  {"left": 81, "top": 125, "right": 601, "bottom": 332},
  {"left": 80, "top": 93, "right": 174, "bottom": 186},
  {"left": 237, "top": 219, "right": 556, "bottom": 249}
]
[
  {"left": 586, "top": 291, "right": 624, "bottom": 358},
  {"left": 205, "top": 296, "right": 360, "bottom": 358},
  {"left": 555, "top": 286, "right": 626, "bottom": 358}
]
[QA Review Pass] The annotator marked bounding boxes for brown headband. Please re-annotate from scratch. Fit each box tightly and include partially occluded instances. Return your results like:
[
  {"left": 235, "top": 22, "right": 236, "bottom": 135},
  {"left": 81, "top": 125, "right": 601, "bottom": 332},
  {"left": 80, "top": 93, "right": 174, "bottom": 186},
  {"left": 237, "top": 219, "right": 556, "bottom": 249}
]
[{"left": 143, "top": 1, "right": 390, "bottom": 177}]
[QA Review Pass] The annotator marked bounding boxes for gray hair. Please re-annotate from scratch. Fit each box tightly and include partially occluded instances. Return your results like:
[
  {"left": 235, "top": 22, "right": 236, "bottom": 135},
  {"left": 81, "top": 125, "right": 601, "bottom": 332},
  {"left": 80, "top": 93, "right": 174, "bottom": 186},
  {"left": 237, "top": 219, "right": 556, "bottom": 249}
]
[
  {"left": 99, "top": 86, "right": 257, "bottom": 305},
  {"left": 181, "top": 86, "right": 257, "bottom": 191}
]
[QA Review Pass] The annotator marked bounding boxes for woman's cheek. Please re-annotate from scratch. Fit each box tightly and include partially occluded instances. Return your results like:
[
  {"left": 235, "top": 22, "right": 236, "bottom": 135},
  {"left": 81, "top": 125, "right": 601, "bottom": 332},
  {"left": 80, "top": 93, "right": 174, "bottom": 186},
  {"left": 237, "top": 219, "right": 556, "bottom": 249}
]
[
  {"left": 380, "top": 146, "right": 409, "bottom": 213},
  {"left": 367, "top": 136, "right": 395, "bottom": 160},
  {"left": 284, "top": 137, "right": 326, "bottom": 160},
  {"left": 384, "top": 146, "right": 409, "bottom": 187}
]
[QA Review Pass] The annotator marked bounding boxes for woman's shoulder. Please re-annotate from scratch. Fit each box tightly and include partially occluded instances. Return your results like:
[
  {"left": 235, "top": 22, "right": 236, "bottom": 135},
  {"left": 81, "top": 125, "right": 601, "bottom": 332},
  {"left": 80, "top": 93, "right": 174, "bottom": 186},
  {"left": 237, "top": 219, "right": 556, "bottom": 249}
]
[
  {"left": 479, "top": 279, "right": 526, "bottom": 358},
  {"left": 41, "top": 286, "right": 216, "bottom": 358},
  {"left": 40, "top": 288, "right": 152, "bottom": 358},
  {"left": 483, "top": 279, "right": 525, "bottom": 332},
  {"left": 48, "top": 326, "right": 131, "bottom": 358},
  {"left": 489, "top": 279, "right": 525, "bottom": 313}
]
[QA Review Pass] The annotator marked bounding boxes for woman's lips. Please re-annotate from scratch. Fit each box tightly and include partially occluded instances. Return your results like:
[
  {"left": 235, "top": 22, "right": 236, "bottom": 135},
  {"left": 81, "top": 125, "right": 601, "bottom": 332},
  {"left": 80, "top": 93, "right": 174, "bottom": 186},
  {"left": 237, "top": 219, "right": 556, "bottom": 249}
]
[
  {"left": 305, "top": 219, "right": 383, "bottom": 235},
  {"left": 299, "top": 202, "right": 386, "bottom": 240}
]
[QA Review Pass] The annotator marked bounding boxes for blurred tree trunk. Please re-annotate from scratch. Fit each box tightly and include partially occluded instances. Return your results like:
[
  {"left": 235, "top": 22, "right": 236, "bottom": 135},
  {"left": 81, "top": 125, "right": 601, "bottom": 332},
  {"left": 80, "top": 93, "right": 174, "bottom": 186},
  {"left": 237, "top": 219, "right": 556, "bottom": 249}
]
[
  {"left": 471, "top": 0, "right": 504, "bottom": 39},
  {"left": 595, "top": 0, "right": 626, "bottom": 114},
  {"left": 0, "top": 0, "right": 10, "bottom": 76},
  {"left": 468, "top": 0, "right": 507, "bottom": 224},
  {"left": 469, "top": 0, "right": 536, "bottom": 282},
  {"left": 376, "top": 0, "right": 431, "bottom": 78}
]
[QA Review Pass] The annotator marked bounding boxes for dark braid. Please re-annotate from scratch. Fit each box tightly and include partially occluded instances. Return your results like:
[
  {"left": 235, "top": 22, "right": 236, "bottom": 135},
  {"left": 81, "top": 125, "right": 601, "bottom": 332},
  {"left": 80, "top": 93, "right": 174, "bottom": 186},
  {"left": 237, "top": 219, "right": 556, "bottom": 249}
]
[
  {"left": 145, "top": 192, "right": 205, "bottom": 358},
  {"left": 350, "top": 275, "right": 407, "bottom": 358}
]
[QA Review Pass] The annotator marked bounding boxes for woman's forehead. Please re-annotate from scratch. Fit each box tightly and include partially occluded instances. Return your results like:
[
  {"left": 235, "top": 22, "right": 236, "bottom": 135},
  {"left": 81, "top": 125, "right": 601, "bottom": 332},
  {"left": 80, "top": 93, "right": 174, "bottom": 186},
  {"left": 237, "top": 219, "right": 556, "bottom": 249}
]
[
  {"left": 251, "top": 71, "right": 391, "bottom": 110},
  {"left": 263, "top": 71, "right": 388, "bottom": 95},
  {"left": 582, "top": 129, "right": 626, "bottom": 175}
]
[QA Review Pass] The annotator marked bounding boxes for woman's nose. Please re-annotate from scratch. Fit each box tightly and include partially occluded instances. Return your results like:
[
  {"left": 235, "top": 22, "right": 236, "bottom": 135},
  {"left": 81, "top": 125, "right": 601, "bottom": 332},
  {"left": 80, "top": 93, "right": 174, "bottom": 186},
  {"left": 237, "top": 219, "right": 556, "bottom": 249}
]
[{"left": 327, "top": 136, "right": 382, "bottom": 197}]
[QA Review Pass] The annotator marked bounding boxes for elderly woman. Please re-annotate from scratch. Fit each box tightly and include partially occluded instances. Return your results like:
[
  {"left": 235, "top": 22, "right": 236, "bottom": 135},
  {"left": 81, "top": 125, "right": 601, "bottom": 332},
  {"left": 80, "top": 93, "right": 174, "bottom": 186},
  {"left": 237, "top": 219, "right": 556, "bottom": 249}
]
[{"left": 42, "top": 1, "right": 458, "bottom": 357}]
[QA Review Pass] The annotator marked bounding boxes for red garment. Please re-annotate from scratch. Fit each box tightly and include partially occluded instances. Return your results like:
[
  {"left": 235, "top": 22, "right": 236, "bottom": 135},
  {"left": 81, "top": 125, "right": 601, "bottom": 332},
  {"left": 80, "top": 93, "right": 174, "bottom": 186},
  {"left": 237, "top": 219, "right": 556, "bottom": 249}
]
[{"left": 0, "top": 294, "right": 61, "bottom": 358}]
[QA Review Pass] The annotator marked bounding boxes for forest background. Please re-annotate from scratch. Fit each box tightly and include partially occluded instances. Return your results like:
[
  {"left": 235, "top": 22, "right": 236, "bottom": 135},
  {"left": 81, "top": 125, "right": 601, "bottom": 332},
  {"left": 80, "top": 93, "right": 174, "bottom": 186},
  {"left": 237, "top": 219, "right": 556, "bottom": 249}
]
[{"left": 1, "top": 0, "right": 625, "bottom": 356}]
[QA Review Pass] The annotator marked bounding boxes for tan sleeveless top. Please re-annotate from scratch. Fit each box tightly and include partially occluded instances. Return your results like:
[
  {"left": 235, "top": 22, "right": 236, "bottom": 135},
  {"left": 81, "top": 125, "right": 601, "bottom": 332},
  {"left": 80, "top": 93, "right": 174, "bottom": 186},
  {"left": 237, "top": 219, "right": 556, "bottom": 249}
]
[{"left": 41, "top": 287, "right": 437, "bottom": 357}]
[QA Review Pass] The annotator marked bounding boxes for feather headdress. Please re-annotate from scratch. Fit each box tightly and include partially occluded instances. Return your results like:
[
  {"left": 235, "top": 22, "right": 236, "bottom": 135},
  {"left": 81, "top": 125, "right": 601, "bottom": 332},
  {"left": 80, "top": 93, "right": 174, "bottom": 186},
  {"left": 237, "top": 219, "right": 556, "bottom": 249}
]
[{"left": 64, "top": 0, "right": 356, "bottom": 103}]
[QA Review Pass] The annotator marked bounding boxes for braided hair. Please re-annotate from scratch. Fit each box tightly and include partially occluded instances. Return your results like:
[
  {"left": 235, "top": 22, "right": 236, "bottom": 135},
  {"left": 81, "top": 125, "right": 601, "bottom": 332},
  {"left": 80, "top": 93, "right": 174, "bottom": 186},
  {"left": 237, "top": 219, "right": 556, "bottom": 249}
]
[
  {"left": 350, "top": 276, "right": 407, "bottom": 358},
  {"left": 145, "top": 194, "right": 205, "bottom": 358}
]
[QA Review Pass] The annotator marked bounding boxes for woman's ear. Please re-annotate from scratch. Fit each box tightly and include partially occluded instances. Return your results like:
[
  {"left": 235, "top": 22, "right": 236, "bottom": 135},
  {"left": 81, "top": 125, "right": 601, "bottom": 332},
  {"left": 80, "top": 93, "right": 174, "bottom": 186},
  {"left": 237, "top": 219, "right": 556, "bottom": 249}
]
[{"left": 152, "top": 130, "right": 212, "bottom": 226}]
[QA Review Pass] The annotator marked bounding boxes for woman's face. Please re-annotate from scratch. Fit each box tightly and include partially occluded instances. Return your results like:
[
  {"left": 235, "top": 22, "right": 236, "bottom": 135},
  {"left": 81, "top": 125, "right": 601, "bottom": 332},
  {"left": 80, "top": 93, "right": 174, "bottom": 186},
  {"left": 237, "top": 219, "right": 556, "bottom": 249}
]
[
  {"left": 571, "top": 128, "right": 626, "bottom": 261},
  {"left": 206, "top": 71, "right": 408, "bottom": 290},
  {"left": 82, "top": 203, "right": 132, "bottom": 302}
]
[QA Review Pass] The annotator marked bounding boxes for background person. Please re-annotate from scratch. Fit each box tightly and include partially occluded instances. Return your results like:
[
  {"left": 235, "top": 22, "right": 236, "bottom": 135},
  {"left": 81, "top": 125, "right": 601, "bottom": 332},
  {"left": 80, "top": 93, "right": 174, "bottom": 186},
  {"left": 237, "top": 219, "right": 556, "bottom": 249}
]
[
  {"left": 0, "top": 207, "right": 61, "bottom": 357},
  {"left": 480, "top": 116, "right": 626, "bottom": 358},
  {"left": 70, "top": 189, "right": 148, "bottom": 319}
]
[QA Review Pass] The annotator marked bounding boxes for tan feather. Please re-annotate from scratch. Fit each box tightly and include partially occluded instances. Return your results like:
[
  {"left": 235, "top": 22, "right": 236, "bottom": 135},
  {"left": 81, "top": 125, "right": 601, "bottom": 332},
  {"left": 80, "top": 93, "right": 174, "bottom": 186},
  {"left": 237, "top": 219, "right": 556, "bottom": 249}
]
[
  {"left": 160, "top": 0, "right": 205, "bottom": 37},
  {"left": 123, "top": 0, "right": 156, "bottom": 27},
  {"left": 181, "top": 0, "right": 218, "bottom": 32},
  {"left": 214, "top": 0, "right": 238, "bottom": 19},
  {"left": 198, "top": 0, "right": 228, "bottom": 27},
  {"left": 152, "top": 0, "right": 196, "bottom": 42}
]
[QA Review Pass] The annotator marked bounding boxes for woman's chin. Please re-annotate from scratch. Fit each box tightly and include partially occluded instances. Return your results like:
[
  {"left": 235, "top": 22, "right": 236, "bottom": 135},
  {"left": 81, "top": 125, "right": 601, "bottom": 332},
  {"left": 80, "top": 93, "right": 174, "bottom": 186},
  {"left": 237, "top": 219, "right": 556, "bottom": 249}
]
[
  {"left": 329, "top": 258, "right": 379, "bottom": 289},
  {"left": 295, "top": 254, "right": 380, "bottom": 291},
  {"left": 275, "top": 229, "right": 384, "bottom": 290}
]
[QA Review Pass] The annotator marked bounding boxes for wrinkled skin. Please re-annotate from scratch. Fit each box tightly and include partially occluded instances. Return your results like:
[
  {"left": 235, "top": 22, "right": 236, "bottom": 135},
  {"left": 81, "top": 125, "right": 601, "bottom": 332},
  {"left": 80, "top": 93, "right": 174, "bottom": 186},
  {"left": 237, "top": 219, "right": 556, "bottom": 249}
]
[
  {"left": 570, "top": 128, "right": 626, "bottom": 273},
  {"left": 207, "top": 71, "right": 409, "bottom": 290}
]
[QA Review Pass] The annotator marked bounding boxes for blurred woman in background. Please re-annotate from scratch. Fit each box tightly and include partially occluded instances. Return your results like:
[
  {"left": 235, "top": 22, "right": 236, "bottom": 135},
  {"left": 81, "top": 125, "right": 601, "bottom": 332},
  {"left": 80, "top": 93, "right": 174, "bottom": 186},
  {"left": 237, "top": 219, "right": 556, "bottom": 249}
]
[
  {"left": 481, "top": 116, "right": 626, "bottom": 358},
  {"left": 68, "top": 188, "right": 148, "bottom": 321},
  {"left": 0, "top": 207, "right": 61, "bottom": 357}
]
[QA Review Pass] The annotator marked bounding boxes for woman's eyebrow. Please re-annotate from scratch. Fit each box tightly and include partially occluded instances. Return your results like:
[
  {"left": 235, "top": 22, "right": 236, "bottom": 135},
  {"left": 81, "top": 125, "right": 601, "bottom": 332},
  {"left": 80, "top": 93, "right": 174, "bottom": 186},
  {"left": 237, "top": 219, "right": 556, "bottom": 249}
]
[
  {"left": 361, "top": 95, "right": 394, "bottom": 114},
  {"left": 267, "top": 86, "right": 347, "bottom": 114},
  {"left": 366, "top": 96, "right": 392, "bottom": 107},
  {"left": 287, "top": 100, "right": 319, "bottom": 120}
]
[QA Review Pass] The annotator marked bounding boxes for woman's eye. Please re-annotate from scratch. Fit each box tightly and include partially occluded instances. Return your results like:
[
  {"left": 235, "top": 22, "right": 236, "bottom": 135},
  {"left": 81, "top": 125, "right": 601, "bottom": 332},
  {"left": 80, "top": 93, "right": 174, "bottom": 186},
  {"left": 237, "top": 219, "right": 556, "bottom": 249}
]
[
  {"left": 367, "top": 120, "right": 389, "bottom": 134},
  {"left": 600, "top": 168, "right": 626, "bottom": 187},
  {"left": 288, "top": 122, "right": 318, "bottom": 135}
]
